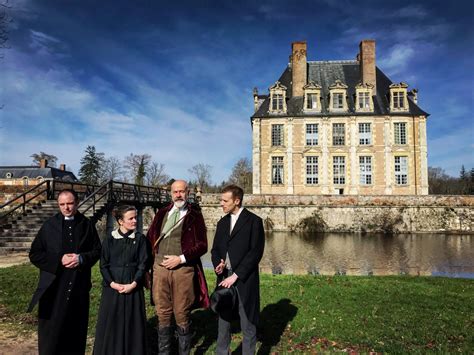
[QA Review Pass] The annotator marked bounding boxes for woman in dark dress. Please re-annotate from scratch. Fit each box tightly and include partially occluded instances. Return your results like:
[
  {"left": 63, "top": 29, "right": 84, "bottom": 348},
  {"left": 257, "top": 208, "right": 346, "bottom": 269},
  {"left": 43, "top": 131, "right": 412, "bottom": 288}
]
[{"left": 94, "top": 205, "right": 150, "bottom": 355}]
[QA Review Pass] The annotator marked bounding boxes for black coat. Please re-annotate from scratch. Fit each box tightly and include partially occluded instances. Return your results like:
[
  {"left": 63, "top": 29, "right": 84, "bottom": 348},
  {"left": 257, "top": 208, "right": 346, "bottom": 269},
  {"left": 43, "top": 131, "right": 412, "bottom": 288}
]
[
  {"left": 28, "top": 212, "right": 101, "bottom": 355},
  {"left": 211, "top": 208, "right": 265, "bottom": 325}
]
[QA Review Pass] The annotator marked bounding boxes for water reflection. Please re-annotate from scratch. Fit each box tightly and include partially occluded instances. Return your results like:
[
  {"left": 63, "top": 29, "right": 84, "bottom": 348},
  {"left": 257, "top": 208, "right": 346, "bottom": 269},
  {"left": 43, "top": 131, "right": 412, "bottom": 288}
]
[{"left": 201, "top": 232, "right": 474, "bottom": 278}]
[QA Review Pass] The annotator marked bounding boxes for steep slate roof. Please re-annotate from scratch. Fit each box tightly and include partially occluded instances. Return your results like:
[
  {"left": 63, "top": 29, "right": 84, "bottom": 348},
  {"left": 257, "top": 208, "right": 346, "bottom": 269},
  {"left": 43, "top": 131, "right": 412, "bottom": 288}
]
[
  {"left": 252, "top": 61, "right": 429, "bottom": 118},
  {"left": 0, "top": 166, "right": 78, "bottom": 182}
]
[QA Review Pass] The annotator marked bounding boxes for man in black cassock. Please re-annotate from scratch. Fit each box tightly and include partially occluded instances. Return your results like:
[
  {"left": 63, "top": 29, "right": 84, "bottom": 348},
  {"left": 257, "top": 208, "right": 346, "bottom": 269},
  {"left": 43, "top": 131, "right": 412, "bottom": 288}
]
[
  {"left": 28, "top": 189, "right": 101, "bottom": 355},
  {"left": 211, "top": 185, "right": 265, "bottom": 355}
]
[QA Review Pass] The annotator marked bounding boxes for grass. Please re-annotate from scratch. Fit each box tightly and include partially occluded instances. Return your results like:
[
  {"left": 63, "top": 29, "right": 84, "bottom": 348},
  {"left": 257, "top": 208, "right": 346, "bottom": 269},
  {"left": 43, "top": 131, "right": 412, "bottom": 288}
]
[{"left": 0, "top": 263, "right": 473, "bottom": 353}]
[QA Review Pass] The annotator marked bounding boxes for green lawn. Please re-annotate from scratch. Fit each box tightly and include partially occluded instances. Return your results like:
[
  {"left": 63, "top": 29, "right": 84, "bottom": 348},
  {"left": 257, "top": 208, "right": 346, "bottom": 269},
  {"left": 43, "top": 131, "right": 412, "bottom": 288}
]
[{"left": 0, "top": 263, "right": 472, "bottom": 353}]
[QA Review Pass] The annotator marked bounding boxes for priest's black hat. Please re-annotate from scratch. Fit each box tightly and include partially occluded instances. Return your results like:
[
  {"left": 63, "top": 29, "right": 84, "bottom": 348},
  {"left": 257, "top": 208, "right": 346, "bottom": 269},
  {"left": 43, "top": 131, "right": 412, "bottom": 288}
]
[{"left": 210, "top": 286, "right": 237, "bottom": 321}]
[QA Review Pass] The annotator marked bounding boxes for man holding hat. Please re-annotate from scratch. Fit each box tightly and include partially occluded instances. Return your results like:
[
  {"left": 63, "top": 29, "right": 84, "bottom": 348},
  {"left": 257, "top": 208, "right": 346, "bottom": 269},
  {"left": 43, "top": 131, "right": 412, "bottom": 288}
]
[{"left": 211, "top": 184, "right": 265, "bottom": 354}]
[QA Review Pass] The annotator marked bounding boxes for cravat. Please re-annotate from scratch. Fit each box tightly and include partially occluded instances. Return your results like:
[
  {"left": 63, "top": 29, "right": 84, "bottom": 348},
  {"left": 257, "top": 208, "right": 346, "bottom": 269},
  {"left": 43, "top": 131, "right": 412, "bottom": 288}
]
[{"left": 162, "top": 209, "right": 180, "bottom": 237}]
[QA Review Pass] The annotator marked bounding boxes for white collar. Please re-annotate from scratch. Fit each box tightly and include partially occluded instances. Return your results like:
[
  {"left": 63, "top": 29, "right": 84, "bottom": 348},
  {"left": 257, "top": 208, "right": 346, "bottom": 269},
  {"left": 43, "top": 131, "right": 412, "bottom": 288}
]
[
  {"left": 230, "top": 207, "right": 243, "bottom": 219},
  {"left": 64, "top": 216, "right": 74, "bottom": 220},
  {"left": 112, "top": 229, "right": 136, "bottom": 239}
]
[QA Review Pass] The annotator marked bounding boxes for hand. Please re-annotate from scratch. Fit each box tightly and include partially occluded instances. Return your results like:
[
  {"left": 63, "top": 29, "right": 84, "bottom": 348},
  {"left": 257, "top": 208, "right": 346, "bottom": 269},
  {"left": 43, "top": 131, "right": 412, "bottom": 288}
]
[
  {"left": 160, "top": 255, "right": 181, "bottom": 269},
  {"left": 219, "top": 273, "right": 238, "bottom": 288},
  {"left": 119, "top": 281, "right": 137, "bottom": 294},
  {"left": 110, "top": 281, "right": 125, "bottom": 292},
  {"left": 215, "top": 259, "right": 225, "bottom": 275},
  {"left": 62, "top": 253, "right": 79, "bottom": 268}
]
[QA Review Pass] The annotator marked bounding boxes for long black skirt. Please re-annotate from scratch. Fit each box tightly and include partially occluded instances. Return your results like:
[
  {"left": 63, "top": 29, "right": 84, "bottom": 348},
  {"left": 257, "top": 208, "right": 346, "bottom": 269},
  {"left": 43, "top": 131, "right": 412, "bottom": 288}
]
[{"left": 93, "top": 287, "right": 147, "bottom": 355}]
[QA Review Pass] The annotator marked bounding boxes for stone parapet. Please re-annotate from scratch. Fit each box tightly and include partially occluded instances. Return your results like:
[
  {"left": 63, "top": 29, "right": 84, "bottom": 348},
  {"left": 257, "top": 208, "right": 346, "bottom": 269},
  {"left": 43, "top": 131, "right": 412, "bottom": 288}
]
[{"left": 200, "top": 194, "right": 474, "bottom": 233}]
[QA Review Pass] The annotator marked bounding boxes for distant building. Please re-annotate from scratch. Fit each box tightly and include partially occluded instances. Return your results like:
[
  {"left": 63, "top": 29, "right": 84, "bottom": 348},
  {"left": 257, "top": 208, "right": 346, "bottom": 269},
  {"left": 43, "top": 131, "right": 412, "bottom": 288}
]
[
  {"left": 251, "top": 40, "right": 429, "bottom": 195},
  {"left": 0, "top": 159, "right": 78, "bottom": 187}
]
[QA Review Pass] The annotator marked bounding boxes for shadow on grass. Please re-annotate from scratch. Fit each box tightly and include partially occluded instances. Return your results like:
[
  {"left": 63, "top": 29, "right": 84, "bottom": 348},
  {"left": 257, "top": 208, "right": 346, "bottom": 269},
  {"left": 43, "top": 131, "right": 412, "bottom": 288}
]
[{"left": 257, "top": 298, "right": 298, "bottom": 355}]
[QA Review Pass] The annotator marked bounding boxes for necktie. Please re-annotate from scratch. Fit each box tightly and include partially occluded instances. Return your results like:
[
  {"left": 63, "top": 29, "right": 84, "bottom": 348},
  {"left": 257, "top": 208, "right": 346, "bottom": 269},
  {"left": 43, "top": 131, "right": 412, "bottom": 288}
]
[{"left": 162, "top": 209, "right": 180, "bottom": 237}]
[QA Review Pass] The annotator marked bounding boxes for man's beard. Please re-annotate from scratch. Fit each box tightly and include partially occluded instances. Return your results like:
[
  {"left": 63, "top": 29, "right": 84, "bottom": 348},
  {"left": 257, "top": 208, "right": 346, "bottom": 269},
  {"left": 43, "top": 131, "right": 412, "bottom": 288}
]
[{"left": 174, "top": 199, "right": 186, "bottom": 208}]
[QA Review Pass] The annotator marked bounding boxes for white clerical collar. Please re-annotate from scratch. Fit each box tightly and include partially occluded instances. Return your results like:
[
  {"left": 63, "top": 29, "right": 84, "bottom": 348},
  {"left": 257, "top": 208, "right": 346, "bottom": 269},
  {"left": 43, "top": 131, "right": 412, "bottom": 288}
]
[{"left": 64, "top": 216, "right": 74, "bottom": 220}]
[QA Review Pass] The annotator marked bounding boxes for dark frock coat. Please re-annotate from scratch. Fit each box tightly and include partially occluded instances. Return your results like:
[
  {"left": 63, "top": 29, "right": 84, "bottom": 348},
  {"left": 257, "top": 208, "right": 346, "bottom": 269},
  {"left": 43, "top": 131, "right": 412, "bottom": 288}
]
[
  {"left": 93, "top": 230, "right": 150, "bottom": 355},
  {"left": 28, "top": 212, "right": 101, "bottom": 355},
  {"left": 211, "top": 208, "right": 265, "bottom": 325},
  {"left": 147, "top": 202, "right": 210, "bottom": 309}
]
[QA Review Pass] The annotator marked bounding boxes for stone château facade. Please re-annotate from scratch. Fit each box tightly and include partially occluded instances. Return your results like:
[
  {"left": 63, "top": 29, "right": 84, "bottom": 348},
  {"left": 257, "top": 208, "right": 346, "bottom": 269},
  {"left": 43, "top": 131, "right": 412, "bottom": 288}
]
[{"left": 251, "top": 40, "right": 429, "bottom": 195}]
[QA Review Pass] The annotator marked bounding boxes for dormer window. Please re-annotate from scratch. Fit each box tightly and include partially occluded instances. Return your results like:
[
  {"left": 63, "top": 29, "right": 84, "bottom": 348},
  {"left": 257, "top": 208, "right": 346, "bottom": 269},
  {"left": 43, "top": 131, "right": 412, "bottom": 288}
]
[
  {"left": 329, "top": 80, "right": 348, "bottom": 112},
  {"left": 389, "top": 82, "right": 409, "bottom": 112},
  {"left": 355, "top": 82, "right": 374, "bottom": 112},
  {"left": 303, "top": 82, "right": 322, "bottom": 112},
  {"left": 269, "top": 81, "right": 287, "bottom": 114}
]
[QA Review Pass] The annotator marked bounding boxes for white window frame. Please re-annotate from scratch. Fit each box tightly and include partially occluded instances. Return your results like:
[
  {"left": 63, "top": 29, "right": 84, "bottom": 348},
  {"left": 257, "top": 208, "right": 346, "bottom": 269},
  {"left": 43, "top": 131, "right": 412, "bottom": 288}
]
[
  {"left": 389, "top": 82, "right": 409, "bottom": 112},
  {"left": 269, "top": 81, "right": 287, "bottom": 114},
  {"left": 394, "top": 156, "right": 408, "bottom": 185},
  {"left": 271, "top": 156, "right": 284, "bottom": 185},
  {"left": 271, "top": 124, "right": 284, "bottom": 146},
  {"left": 358, "top": 123, "right": 372, "bottom": 145},
  {"left": 394, "top": 122, "right": 407, "bottom": 145},
  {"left": 305, "top": 156, "right": 318, "bottom": 185},
  {"left": 333, "top": 156, "right": 345, "bottom": 185},
  {"left": 332, "top": 123, "right": 345, "bottom": 146},
  {"left": 305, "top": 123, "right": 318, "bottom": 146},
  {"left": 359, "top": 156, "right": 372, "bottom": 185}
]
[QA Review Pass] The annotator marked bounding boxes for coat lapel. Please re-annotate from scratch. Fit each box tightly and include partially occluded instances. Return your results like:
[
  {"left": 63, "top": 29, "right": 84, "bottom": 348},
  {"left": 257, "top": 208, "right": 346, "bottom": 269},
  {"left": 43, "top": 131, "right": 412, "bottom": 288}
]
[
  {"left": 230, "top": 208, "right": 250, "bottom": 239},
  {"left": 222, "top": 214, "right": 231, "bottom": 238}
]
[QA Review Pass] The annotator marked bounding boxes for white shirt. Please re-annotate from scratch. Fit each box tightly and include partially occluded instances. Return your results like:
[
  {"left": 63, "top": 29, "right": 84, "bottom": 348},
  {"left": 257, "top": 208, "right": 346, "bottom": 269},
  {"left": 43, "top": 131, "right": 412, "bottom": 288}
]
[{"left": 230, "top": 207, "right": 243, "bottom": 233}]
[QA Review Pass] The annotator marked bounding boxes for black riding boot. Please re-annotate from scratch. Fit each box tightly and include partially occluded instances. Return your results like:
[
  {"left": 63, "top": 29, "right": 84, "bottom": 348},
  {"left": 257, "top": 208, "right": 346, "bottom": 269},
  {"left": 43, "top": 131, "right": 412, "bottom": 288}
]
[
  {"left": 177, "top": 324, "right": 192, "bottom": 355},
  {"left": 158, "top": 326, "right": 172, "bottom": 355}
]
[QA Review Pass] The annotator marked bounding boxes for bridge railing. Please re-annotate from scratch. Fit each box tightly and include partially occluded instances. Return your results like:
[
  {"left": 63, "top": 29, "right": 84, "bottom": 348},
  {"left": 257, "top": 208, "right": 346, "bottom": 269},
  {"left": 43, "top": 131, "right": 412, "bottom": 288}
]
[{"left": 0, "top": 179, "right": 170, "bottom": 223}]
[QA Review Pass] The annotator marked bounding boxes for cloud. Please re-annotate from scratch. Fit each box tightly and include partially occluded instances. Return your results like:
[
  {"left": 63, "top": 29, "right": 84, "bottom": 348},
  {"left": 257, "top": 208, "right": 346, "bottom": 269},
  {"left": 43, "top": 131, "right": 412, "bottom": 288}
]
[{"left": 378, "top": 44, "right": 415, "bottom": 75}]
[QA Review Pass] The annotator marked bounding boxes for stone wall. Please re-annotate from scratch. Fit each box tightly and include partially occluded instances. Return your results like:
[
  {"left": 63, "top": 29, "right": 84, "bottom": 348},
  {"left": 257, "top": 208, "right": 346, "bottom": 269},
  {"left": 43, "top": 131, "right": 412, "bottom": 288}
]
[{"left": 200, "top": 194, "right": 474, "bottom": 233}]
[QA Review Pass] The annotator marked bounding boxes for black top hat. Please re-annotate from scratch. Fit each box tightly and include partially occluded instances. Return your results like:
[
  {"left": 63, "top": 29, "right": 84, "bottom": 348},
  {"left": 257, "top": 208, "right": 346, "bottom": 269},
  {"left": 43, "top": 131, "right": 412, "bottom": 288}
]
[{"left": 210, "top": 286, "right": 238, "bottom": 321}]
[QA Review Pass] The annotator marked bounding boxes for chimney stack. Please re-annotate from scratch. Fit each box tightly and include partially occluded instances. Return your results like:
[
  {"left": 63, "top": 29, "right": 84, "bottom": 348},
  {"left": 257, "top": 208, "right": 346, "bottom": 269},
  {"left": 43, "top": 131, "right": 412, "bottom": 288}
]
[
  {"left": 40, "top": 159, "right": 48, "bottom": 168},
  {"left": 291, "top": 41, "right": 307, "bottom": 97},
  {"left": 359, "top": 40, "right": 376, "bottom": 93},
  {"left": 59, "top": 164, "right": 66, "bottom": 171}
]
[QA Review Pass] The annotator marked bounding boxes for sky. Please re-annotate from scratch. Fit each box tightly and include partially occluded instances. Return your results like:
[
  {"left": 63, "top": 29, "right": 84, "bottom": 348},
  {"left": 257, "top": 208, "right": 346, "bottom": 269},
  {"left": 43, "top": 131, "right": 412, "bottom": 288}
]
[{"left": 1, "top": 0, "right": 473, "bottom": 183}]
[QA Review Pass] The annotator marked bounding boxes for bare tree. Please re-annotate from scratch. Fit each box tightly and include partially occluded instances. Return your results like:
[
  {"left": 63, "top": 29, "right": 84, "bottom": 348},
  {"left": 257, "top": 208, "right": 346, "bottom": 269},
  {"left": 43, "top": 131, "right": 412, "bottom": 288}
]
[
  {"left": 146, "top": 162, "right": 169, "bottom": 187},
  {"left": 102, "top": 156, "right": 124, "bottom": 182},
  {"left": 31, "top": 152, "right": 58, "bottom": 167},
  {"left": 228, "top": 157, "right": 253, "bottom": 193},
  {"left": 124, "top": 153, "right": 151, "bottom": 185},
  {"left": 188, "top": 163, "right": 212, "bottom": 191}
]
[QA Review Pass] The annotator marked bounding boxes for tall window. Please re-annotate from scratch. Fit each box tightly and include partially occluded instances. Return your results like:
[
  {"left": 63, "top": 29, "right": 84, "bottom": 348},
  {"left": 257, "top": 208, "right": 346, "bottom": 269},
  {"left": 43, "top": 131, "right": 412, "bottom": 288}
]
[
  {"left": 394, "top": 122, "right": 407, "bottom": 145},
  {"left": 332, "top": 93, "right": 344, "bottom": 109},
  {"left": 332, "top": 123, "right": 345, "bottom": 146},
  {"left": 306, "top": 93, "right": 318, "bottom": 109},
  {"left": 272, "top": 156, "right": 284, "bottom": 184},
  {"left": 359, "top": 156, "right": 372, "bottom": 185},
  {"left": 272, "top": 94, "right": 283, "bottom": 111},
  {"left": 306, "top": 156, "right": 318, "bottom": 184},
  {"left": 395, "top": 156, "right": 408, "bottom": 185},
  {"left": 359, "top": 123, "right": 371, "bottom": 145},
  {"left": 271, "top": 124, "right": 283, "bottom": 146},
  {"left": 358, "top": 92, "right": 370, "bottom": 109},
  {"left": 306, "top": 124, "right": 318, "bottom": 146},
  {"left": 333, "top": 156, "right": 345, "bottom": 185},
  {"left": 393, "top": 91, "right": 405, "bottom": 109}
]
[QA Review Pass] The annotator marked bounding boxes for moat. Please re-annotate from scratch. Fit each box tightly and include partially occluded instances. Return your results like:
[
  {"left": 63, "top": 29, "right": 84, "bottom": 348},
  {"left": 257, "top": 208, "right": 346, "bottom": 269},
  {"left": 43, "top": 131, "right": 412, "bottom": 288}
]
[{"left": 201, "top": 232, "right": 474, "bottom": 278}]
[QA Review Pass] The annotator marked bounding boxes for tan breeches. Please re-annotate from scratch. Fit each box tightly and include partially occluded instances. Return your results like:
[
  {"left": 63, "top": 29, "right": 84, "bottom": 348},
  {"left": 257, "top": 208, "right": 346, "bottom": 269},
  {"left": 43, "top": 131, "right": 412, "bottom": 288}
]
[{"left": 152, "top": 261, "right": 195, "bottom": 328}]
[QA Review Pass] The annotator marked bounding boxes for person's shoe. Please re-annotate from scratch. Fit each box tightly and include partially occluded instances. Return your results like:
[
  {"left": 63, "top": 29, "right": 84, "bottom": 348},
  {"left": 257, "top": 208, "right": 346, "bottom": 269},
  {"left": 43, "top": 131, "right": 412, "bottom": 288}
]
[
  {"left": 177, "top": 324, "right": 192, "bottom": 355},
  {"left": 158, "top": 326, "right": 172, "bottom": 355}
]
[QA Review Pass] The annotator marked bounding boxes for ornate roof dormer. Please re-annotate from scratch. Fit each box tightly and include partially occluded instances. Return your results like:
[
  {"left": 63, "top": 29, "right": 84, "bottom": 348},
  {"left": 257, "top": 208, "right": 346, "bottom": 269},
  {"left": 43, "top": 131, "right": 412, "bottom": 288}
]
[
  {"left": 328, "top": 80, "right": 348, "bottom": 112},
  {"left": 268, "top": 81, "right": 287, "bottom": 114},
  {"left": 389, "top": 82, "right": 409, "bottom": 112},
  {"left": 355, "top": 82, "right": 375, "bottom": 112},
  {"left": 303, "top": 81, "right": 322, "bottom": 113}
]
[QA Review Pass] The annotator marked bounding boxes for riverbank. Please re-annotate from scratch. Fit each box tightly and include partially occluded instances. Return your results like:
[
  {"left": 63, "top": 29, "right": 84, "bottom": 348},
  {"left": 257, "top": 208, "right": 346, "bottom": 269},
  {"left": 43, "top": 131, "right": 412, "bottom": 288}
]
[{"left": 0, "top": 263, "right": 472, "bottom": 353}]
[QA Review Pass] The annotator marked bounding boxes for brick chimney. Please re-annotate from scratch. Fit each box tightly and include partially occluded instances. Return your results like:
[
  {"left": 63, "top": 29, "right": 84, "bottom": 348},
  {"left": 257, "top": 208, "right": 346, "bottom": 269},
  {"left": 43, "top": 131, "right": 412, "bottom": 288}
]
[
  {"left": 291, "top": 41, "right": 307, "bottom": 97},
  {"left": 359, "top": 39, "right": 376, "bottom": 93},
  {"left": 59, "top": 164, "right": 66, "bottom": 171},
  {"left": 40, "top": 159, "right": 48, "bottom": 168}
]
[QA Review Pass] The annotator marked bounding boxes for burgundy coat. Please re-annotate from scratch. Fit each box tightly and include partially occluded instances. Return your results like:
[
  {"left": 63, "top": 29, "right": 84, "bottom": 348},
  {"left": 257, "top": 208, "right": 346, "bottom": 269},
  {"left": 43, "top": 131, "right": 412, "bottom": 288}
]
[{"left": 147, "top": 203, "right": 210, "bottom": 309}]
